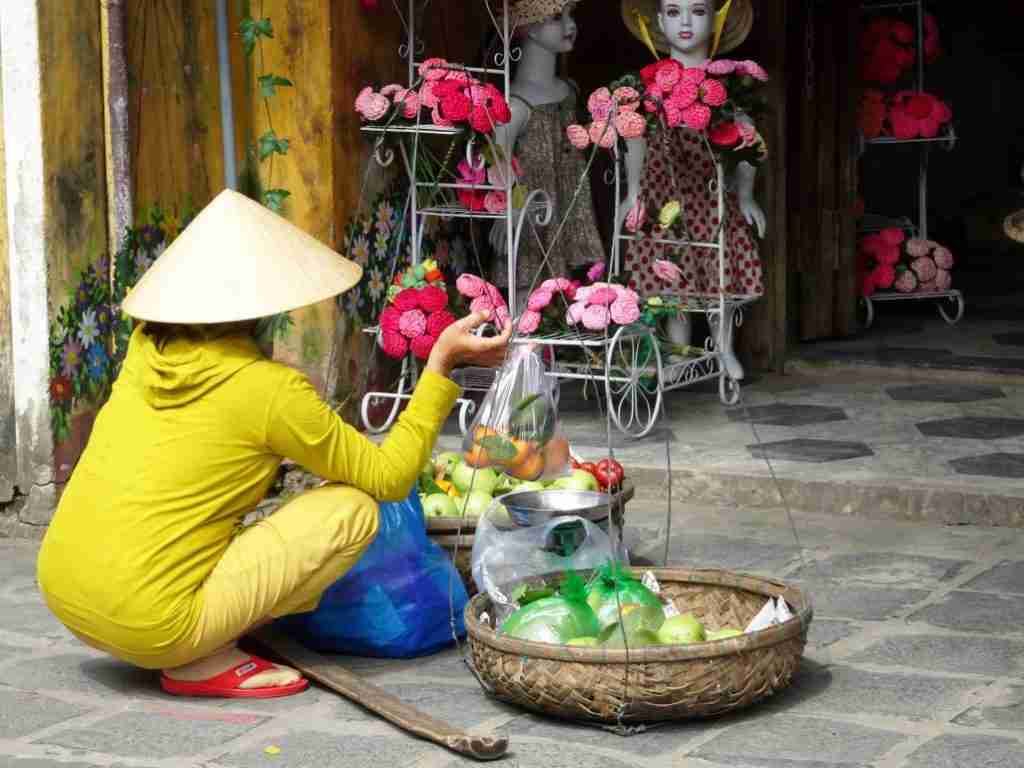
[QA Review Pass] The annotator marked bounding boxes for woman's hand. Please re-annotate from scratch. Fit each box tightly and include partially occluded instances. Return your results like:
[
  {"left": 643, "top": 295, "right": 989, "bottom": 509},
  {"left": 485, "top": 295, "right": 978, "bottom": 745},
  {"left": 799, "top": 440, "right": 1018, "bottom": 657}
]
[{"left": 425, "top": 310, "right": 513, "bottom": 379}]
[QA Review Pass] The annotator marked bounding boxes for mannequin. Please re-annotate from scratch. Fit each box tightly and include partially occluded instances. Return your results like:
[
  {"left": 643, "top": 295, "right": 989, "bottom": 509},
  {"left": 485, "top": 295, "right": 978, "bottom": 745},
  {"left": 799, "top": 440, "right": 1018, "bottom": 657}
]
[
  {"left": 619, "top": 0, "right": 764, "bottom": 357},
  {"left": 489, "top": 0, "right": 604, "bottom": 311}
]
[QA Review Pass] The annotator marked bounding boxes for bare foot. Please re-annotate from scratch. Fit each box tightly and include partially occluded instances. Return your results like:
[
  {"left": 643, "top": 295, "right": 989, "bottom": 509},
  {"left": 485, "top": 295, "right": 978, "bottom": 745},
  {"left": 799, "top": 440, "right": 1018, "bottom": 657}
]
[{"left": 163, "top": 645, "right": 301, "bottom": 690}]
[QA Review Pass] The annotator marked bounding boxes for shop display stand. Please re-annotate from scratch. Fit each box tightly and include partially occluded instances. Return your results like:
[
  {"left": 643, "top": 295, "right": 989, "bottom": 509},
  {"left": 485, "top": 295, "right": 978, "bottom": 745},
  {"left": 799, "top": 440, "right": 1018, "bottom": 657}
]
[{"left": 859, "top": 0, "right": 964, "bottom": 328}]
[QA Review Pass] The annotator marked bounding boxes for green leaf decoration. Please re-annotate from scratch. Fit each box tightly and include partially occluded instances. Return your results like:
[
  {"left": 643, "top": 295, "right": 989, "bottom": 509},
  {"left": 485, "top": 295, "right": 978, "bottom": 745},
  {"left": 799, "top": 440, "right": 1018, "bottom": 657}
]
[
  {"left": 258, "top": 73, "right": 293, "bottom": 99},
  {"left": 420, "top": 476, "right": 444, "bottom": 496},
  {"left": 258, "top": 131, "right": 290, "bottom": 160},
  {"left": 240, "top": 16, "right": 274, "bottom": 56},
  {"left": 511, "top": 393, "right": 542, "bottom": 414},
  {"left": 262, "top": 188, "right": 291, "bottom": 212},
  {"left": 559, "top": 572, "right": 589, "bottom": 604},
  {"left": 479, "top": 434, "right": 517, "bottom": 462}
]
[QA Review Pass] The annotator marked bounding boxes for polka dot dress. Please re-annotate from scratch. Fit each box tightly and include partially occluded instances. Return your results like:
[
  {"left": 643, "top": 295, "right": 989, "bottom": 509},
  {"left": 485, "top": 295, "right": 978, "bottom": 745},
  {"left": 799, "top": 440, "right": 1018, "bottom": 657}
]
[{"left": 622, "top": 129, "right": 764, "bottom": 298}]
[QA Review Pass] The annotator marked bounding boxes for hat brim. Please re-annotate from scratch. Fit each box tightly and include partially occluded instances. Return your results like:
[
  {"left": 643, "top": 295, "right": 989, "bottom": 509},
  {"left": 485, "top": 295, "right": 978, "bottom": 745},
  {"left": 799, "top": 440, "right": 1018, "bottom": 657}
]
[{"left": 621, "top": 0, "right": 753, "bottom": 56}]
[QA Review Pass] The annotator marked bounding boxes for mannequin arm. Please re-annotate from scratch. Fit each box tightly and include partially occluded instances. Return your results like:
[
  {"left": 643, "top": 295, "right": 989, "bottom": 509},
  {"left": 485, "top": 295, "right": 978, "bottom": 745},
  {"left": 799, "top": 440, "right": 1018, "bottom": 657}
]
[
  {"left": 489, "top": 98, "right": 531, "bottom": 257},
  {"left": 617, "top": 137, "right": 647, "bottom": 232},
  {"left": 732, "top": 112, "right": 766, "bottom": 238}
]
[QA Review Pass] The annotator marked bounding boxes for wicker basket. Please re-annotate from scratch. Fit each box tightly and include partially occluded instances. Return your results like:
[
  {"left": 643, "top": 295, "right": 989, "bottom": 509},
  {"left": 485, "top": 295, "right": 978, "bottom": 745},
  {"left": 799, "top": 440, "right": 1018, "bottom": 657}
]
[{"left": 464, "top": 567, "right": 812, "bottom": 723}]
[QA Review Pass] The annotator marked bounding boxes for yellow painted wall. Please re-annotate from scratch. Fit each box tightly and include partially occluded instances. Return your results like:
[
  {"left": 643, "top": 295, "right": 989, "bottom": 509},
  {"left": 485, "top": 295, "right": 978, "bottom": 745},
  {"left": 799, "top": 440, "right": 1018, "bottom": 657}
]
[{"left": 0, "top": 58, "right": 15, "bottom": 500}]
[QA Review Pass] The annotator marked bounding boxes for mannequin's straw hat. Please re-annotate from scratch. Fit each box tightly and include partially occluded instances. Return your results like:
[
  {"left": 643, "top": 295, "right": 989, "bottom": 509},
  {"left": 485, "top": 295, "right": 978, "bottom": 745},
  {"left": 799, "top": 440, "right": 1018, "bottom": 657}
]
[
  {"left": 622, "top": 0, "right": 753, "bottom": 57},
  {"left": 510, "top": 0, "right": 584, "bottom": 27},
  {"left": 1005, "top": 209, "right": 1024, "bottom": 244},
  {"left": 122, "top": 189, "right": 362, "bottom": 324}
]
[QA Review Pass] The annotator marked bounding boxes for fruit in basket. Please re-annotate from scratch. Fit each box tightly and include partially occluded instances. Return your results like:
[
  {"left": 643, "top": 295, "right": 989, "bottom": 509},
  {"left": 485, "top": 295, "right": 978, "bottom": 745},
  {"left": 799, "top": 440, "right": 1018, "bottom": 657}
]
[
  {"left": 459, "top": 490, "right": 493, "bottom": 518},
  {"left": 656, "top": 613, "right": 706, "bottom": 644},
  {"left": 551, "top": 469, "right": 600, "bottom": 493},
  {"left": 436, "top": 451, "right": 462, "bottom": 476},
  {"left": 500, "top": 573, "right": 600, "bottom": 644},
  {"left": 452, "top": 462, "right": 499, "bottom": 495},
  {"left": 595, "top": 601, "right": 665, "bottom": 635},
  {"left": 542, "top": 435, "right": 571, "bottom": 476},
  {"left": 706, "top": 627, "right": 742, "bottom": 641},
  {"left": 599, "top": 623, "right": 660, "bottom": 649},
  {"left": 507, "top": 449, "right": 545, "bottom": 481},
  {"left": 586, "top": 562, "right": 665, "bottom": 630},
  {"left": 423, "top": 493, "right": 459, "bottom": 518}
]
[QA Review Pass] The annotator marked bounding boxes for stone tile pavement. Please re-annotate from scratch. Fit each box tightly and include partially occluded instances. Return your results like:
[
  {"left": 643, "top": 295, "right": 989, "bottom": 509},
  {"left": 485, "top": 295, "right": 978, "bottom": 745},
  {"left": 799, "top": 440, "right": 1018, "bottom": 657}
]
[{"left": 1, "top": 502, "right": 1023, "bottom": 767}]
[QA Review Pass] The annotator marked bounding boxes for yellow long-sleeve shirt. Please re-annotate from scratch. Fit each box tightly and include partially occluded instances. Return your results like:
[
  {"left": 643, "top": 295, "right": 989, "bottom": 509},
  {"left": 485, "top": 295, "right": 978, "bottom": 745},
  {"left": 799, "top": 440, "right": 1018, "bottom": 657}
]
[{"left": 37, "top": 324, "right": 459, "bottom": 658}]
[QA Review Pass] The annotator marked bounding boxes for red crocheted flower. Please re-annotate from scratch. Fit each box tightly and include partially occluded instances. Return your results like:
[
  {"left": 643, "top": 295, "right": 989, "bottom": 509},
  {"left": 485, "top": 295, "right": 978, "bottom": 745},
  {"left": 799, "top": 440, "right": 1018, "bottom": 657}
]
[
  {"left": 682, "top": 103, "right": 711, "bottom": 131},
  {"left": 426, "top": 309, "right": 455, "bottom": 337},
  {"left": 879, "top": 227, "right": 905, "bottom": 247},
  {"left": 410, "top": 334, "right": 438, "bottom": 360},
  {"left": 393, "top": 288, "right": 420, "bottom": 312},
  {"left": 858, "top": 89, "right": 887, "bottom": 139},
  {"left": 440, "top": 92, "right": 472, "bottom": 123},
  {"left": 889, "top": 92, "right": 951, "bottom": 139},
  {"left": 379, "top": 305, "right": 402, "bottom": 334},
  {"left": 417, "top": 285, "right": 448, "bottom": 313},
  {"left": 381, "top": 331, "right": 409, "bottom": 359},
  {"left": 871, "top": 264, "right": 896, "bottom": 289},
  {"left": 699, "top": 78, "right": 728, "bottom": 107},
  {"left": 399, "top": 309, "right": 427, "bottom": 339},
  {"left": 468, "top": 105, "right": 495, "bottom": 134},
  {"left": 710, "top": 121, "right": 741, "bottom": 148}
]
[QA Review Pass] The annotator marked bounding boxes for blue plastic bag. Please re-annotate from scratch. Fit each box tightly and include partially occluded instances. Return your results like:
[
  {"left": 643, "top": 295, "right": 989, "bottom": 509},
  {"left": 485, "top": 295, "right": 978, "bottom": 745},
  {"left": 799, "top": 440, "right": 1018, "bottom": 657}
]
[{"left": 278, "top": 491, "right": 469, "bottom": 658}]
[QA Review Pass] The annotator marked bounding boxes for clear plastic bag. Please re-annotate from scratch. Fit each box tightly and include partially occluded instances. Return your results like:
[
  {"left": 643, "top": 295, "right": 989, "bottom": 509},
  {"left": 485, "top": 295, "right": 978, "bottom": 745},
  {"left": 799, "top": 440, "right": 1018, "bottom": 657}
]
[{"left": 462, "top": 345, "right": 568, "bottom": 483}]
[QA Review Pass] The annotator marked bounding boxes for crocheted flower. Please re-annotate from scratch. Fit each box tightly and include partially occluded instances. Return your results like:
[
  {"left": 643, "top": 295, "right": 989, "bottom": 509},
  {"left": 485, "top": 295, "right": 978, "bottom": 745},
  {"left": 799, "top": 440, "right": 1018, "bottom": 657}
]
[
  {"left": 736, "top": 60, "right": 769, "bottom": 82},
  {"left": 663, "top": 101, "right": 684, "bottom": 129},
  {"left": 393, "top": 288, "right": 420, "bottom": 312},
  {"left": 879, "top": 227, "right": 905, "bottom": 246},
  {"left": 419, "top": 81, "right": 440, "bottom": 109},
  {"left": 440, "top": 92, "right": 473, "bottom": 122},
  {"left": 484, "top": 191, "right": 508, "bottom": 213},
  {"left": 612, "top": 86, "right": 640, "bottom": 111},
  {"left": 610, "top": 298, "right": 640, "bottom": 325},
  {"left": 905, "top": 238, "right": 930, "bottom": 258},
  {"left": 587, "top": 87, "right": 613, "bottom": 121},
  {"left": 710, "top": 122, "right": 741, "bottom": 148},
  {"left": 653, "top": 259, "right": 684, "bottom": 283},
  {"left": 494, "top": 306, "right": 511, "bottom": 329},
  {"left": 399, "top": 309, "right": 427, "bottom": 339},
  {"left": 417, "top": 285, "right": 448, "bottom": 313},
  {"left": 410, "top": 334, "right": 438, "bottom": 360},
  {"left": 355, "top": 86, "right": 375, "bottom": 114},
  {"left": 872, "top": 264, "right": 896, "bottom": 289},
  {"left": 393, "top": 88, "right": 421, "bottom": 118},
  {"left": 431, "top": 105, "right": 453, "bottom": 127},
  {"left": 426, "top": 310, "right": 455, "bottom": 337},
  {"left": 680, "top": 67, "right": 706, "bottom": 87},
  {"left": 706, "top": 59, "right": 738, "bottom": 75},
  {"left": 924, "top": 13, "right": 942, "bottom": 64},
  {"left": 933, "top": 246, "right": 953, "bottom": 270},
  {"left": 587, "top": 287, "right": 617, "bottom": 306},
  {"left": 889, "top": 92, "right": 951, "bottom": 140},
  {"left": 911, "top": 256, "right": 938, "bottom": 282},
  {"left": 517, "top": 310, "right": 541, "bottom": 334},
  {"left": 357, "top": 92, "right": 390, "bottom": 121},
  {"left": 582, "top": 304, "right": 611, "bottom": 331},
  {"left": 658, "top": 200, "right": 682, "bottom": 229},
  {"left": 419, "top": 57, "right": 450, "bottom": 80},
  {"left": 699, "top": 78, "right": 728, "bottom": 107},
  {"left": 668, "top": 81, "right": 699, "bottom": 110},
  {"left": 566, "top": 124, "right": 591, "bottom": 149},
  {"left": 893, "top": 269, "right": 918, "bottom": 293},
  {"left": 682, "top": 103, "right": 711, "bottom": 131},
  {"left": 917, "top": 279, "right": 937, "bottom": 293},
  {"left": 469, "top": 105, "right": 496, "bottom": 133},
  {"left": 565, "top": 301, "right": 587, "bottom": 326},
  {"left": 858, "top": 90, "right": 887, "bottom": 139},
  {"left": 524, "top": 290, "right": 550, "bottom": 312},
  {"left": 381, "top": 331, "right": 409, "bottom": 359},
  {"left": 614, "top": 111, "right": 646, "bottom": 140},
  {"left": 457, "top": 158, "right": 487, "bottom": 186},
  {"left": 574, "top": 286, "right": 593, "bottom": 303},
  {"left": 587, "top": 262, "right": 606, "bottom": 283},
  {"left": 379, "top": 305, "right": 402, "bottom": 334},
  {"left": 589, "top": 121, "right": 617, "bottom": 148},
  {"left": 934, "top": 268, "right": 952, "bottom": 291},
  {"left": 654, "top": 65, "right": 681, "bottom": 93}
]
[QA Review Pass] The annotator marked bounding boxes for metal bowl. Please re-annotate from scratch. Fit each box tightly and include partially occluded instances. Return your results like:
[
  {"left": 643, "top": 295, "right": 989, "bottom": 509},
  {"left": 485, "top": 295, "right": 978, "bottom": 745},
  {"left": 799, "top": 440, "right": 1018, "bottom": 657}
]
[{"left": 500, "top": 489, "right": 615, "bottom": 527}]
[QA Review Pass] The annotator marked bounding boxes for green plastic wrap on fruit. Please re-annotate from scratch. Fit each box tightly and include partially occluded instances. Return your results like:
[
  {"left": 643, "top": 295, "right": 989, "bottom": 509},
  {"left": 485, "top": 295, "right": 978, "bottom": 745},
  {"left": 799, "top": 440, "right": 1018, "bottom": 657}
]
[
  {"left": 586, "top": 561, "right": 666, "bottom": 630},
  {"left": 499, "top": 573, "right": 600, "bottom": 645}
]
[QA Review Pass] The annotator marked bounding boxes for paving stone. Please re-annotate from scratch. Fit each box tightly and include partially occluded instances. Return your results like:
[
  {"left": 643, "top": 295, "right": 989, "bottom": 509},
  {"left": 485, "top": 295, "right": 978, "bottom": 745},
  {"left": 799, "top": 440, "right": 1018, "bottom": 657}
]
[
  {"left": 693, "top": 714, "right": 905, "bottom": 766},
  {"left": 904, "top": 733, "right": 1024, "bottom": 768},
  {"left": 886, "top": 383, "right": 1006, "bottom": 403},
  {"left": 806, "top": 619, "right": 858, "bottom": 649},
  {"left": 0, "top": 760, "right": 103, "bottom": 768},
  {"left": 994, "top": 332, "right": 1024, "bottom": 347},
  {"left": 376, "top": 683, "right": 520, "bottom": 729},
  {"left": 792, "top": 580, "right": 930, "bottom": 621},
  {"left": 847, "top": 634, "right": 1024, "bottom": 677},
  {"left": 506, "top": 712, "right": 702, "bottom": 758},
  {"left": 965, "top": 560, "right": 1024, "bottom": 594},
  {"left": 727, "top": 404, "right": 848, "bottom": 427},
  {"left": 219, "top": 732, "right": 432, "bottom": 768},
  {"left": 442, "top": 741, "right": 639, "bottom": 768},
  {"left": 916, "top": 416, "right": 1024, "bottom": 440},
  {"left": 0, "top": 642, "right": 28, "bottom": 662},
  {"left": 1, "top": 600, "right": 75, "bottom": 641},
  {"left": 748, "top": 439, "right": 874, "bottom": 463},
  {"left": 0, "top": 654, "right": 171, "bottom": 701},
  {"left": 950, "top": 453, "right": 1024, "bottom": 479},
  {"left": 666, "top": 534, "right": 802, "bottom": 575},
  {"left": 0, "top": 688, "right": 95, "bottom": 740},
  {"left": 953, "top": 684, "right": 1024, "bottom": 730},
  {"left": 790, "top": 552, "right": 968, "bottom": 588},
  {"left": 41, "top": 708, "right": 269, "bottom": 759},
  {"left": 910, "top": 591, "right": 1024, "bottom": 635},
  {"left": 0, "top": 543, "right": 39, "bottom": 582}
]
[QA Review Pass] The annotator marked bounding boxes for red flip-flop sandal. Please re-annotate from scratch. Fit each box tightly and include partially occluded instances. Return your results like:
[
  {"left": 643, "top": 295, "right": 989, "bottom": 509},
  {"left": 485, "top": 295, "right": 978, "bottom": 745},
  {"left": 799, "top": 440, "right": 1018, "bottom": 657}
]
[{"left": 160, "top": 655, "right": 309, "bottom": 699}]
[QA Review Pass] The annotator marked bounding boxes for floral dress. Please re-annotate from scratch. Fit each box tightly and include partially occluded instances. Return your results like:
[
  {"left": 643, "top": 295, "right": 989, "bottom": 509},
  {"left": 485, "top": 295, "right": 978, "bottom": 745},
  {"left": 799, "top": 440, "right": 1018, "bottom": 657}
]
[
  {"left": 493, "top": 84, "right": 604, "bottom": 294},
  {"left": 622, "top": 128, "right": 763, "bottom": 297}
]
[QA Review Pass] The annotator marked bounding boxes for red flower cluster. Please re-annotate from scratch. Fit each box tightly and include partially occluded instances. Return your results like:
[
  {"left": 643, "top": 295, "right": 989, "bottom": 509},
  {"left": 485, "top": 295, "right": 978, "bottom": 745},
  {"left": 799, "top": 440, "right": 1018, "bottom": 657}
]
[
  {"left": 858, "top": 229, "right": 955, "bottom": 296},
  {"left": 860, "top": 17, "right": 916, "bottom": 85},
  {"left": 379, "top": 286, "right": 455, "bottom": 361},
  {"left": 858, "top": 89, "right": 951, "bottom": 140},
  {"left": 858, "top": 227, "right": 904, "bottom": 296}
]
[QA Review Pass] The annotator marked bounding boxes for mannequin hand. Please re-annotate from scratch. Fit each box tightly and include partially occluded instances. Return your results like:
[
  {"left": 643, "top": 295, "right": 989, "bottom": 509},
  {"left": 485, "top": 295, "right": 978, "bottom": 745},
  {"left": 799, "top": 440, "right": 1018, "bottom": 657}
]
[
  {"left": 739, "top": 196, "right": 767, "bottom": 239},
  {"left": 426, "top": 310, "right": 512, "bottom": 378},
  {"left": 617, "top": 190, "right": 639, "bottom": 234},
  {"left": 489, "top": 218, "right": 510, "bottom": 257}
]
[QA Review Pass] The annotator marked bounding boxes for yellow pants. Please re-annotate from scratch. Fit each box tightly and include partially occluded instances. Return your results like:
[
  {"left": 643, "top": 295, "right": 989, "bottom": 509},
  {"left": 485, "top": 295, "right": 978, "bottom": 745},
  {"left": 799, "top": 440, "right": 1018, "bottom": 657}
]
[{"left": 70, "top": 485, "right": 379, "bottom": 670}]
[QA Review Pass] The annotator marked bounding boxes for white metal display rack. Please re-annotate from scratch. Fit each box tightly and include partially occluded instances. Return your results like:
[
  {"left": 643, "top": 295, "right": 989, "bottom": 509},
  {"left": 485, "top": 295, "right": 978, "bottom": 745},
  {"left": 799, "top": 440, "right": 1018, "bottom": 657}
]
[{"left": 858, "top": 0, "right": 964, "bottom": 328}]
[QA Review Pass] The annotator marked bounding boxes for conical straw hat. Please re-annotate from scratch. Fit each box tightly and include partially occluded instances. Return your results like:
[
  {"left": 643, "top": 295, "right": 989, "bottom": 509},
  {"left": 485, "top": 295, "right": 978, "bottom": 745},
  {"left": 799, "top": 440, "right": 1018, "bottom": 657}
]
[
  {"left": 122, "top": 189, "right": 362, "bottom": 324},
  {"left": 622, "top": 0, "right": 753, "bottom": 56},
  {"left": 1006, "top": 208, "right": 1024, "bottom": 244}
]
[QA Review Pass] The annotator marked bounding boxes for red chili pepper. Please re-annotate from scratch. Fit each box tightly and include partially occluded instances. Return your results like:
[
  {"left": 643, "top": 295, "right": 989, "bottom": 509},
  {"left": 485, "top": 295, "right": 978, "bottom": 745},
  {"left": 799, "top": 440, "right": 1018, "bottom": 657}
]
[{"left": 594, "top": 458, "right": 624, "bottom": 491}]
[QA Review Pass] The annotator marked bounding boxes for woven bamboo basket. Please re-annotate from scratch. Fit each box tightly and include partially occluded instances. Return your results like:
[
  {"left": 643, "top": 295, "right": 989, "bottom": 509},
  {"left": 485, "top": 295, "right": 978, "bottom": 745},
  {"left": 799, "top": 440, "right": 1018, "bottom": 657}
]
[{"left": 464, "top": 567, "right": 812, "bottom": 723}]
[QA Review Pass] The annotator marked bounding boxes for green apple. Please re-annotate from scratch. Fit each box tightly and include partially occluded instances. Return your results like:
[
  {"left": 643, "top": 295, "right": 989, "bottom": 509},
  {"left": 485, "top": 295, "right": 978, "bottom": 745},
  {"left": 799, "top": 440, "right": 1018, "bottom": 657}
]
[
  {"left": 550, "top": 469, "right": 599, "bottom": 493},
  {"left": 656, "top": 613, "right": 706, "bottom": 644},
  {"left": 706, "top": 627, "right": 743, "bottom": 641},
  {"left": 459, "top": 490, "right": 493, "bottom": 518},
  {"left": 600, "top": 624, "right": 660, "bottom": 649},
  {"left": 435, "top": 451, "right": 462, "bottom": 477},
  {"left": 566, "top": 636, "right": 599, "bottom": 647},
  {"left": 422, "top": 493, "right": 458, "bottom": 518},
  {"left": 452, "top": 462, "right": 499, "bottom": 495}
]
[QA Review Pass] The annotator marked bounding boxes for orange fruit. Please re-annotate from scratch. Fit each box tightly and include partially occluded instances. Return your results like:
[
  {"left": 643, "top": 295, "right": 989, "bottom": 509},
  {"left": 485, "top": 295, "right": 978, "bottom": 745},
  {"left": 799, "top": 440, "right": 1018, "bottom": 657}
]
[
  {"left": 509, "top": 451, "right": 544, "bottom": 481},
  {"left": 542, "top": 435, "right": 570, "bottom": 476},
  {"left": 473, "top": 426, "right": 498, "bottom": 444},
  {"left": 463, "top": 444, "right": 491, "bottom": 468},
  {"left": 503, "top": 438, "right": 534, "bottom": 469}
]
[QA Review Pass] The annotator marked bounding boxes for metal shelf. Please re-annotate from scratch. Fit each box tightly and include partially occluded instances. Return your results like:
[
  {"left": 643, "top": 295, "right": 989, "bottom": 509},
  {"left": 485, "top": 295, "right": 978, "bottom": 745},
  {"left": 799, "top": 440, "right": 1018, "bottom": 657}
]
[{"left": 360, "top": 124, "right": 462, "bottom": 137}]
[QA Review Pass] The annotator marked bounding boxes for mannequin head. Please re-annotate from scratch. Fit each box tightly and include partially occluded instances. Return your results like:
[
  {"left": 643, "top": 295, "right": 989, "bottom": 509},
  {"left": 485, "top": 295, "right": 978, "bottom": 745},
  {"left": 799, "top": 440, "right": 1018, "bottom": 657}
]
[
  {"left": 523, "top": 6, "right": 578, "bottom": 54},
  {"left": 657, "top": 0, "right": 716, "bottom": 60}
]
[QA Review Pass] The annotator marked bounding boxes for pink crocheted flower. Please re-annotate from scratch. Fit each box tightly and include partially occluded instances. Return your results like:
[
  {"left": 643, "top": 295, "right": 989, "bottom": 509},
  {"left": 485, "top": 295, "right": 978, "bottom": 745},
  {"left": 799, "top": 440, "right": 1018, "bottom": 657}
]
[
  {"left": 528, "top": 290, "right": 553, "bottom": 312},
  {"left": 625, "top": 200, "right": 647, "bottom": 233},
  {"left": 680, "top": 67, "right": 707, "bottom": 87},
  {"left": 540, "top": 279, "right": 559, "bottom": 291},
  {"left": 934, "top": 268, "right": 952, "bottom": 291},
  {"left": 417, "top": 285, "right": 448, "bottom": 313},
  {"left": 380, "top": 84, "right": 403, "bottom": 97},
  {"left": 589, "top": 121, "right": 617, "bottom": 149},
  {"left": 359, "top": 93, "right": 390, "bottom": 121},
  {"left": 737, "top": 121, "right": 758, "bottom": 147},
  {"left": 614, "top": 285, "right": 640, "bottom": 304},
  {"left": 482, "top": 283, "right": 506, "bottom": 309},
  {"left": 663, "top": 101, "right": 684, "bottom": 129},
  {"left": 431, "top": 105, "right": 453, "bottom": 127},
  {"left": 706, "top": 59, "right": 738, "bottom": 75},
  {"left": 872, "top": 264, "right": 896, "bottom": 289},
  {"left": 933, "top": 246, "right": 954, "bottom": 269},
  {"left": 582, "top": 305, "right": 611, "bottom": 331},
  {"left": 483, "top": 191, "right": 508, "bottom": 213},
  {"left": 587, "top": 262, "right": 606, "bottom": 283},
  {"left": 566, "top": 124, "right": 591, "bottom": 149},
  {"left": 879, "top": 227, "right": 905, "bottom": 246},
  {"left": 410, "top": 334, "right": 437, "bottom": 360},
  {"left": 393, "top": 288, "right": 420, "bottom": 312},
  {"left": 614, "top": 111, "right": 646, "bottom": 140},
  {"left": 737, "top": 60, "right": 769, "bottom": 82},
  {"left": 587, "top": 87, "right": 613, "bottom": 121},
  {"left": 905, "top": 238, "right": 930, "bottom": 258},
  {"left": 399, "top": 309, "right": 427, "bottom": 339},
  {"left": 565, "top": 301, "right": 587, "bottom": 325},
  {"left": 393, "top": 88, "right": 421, "bottom": 118},
  {"left": 517, "top": 310, "right": 541, "bottom": 334},
  {"left": 574, "top": 286, "right": 593, "bottom": 303},
  {"left": 893, "top": 269, "right": 918, "bottom": 293},
  {"left": 669, "top": 81, "right": 699, "bottom": 110},
  {"left": 419, "top": 81, "right": 440, "bottom": 109},
  {"left": 470, "top": 296, "right": 496, "bottom": 315},
  {"left": 426, "top": 309, "right": 455, "bottom": 337},
  {"left": 379, "top": 305, "right": 402, "bottom": 334},
  {"left": 910, "top": 256, "right": 938, "bottom": 282},
  {"left": 653, "top": 259, "right": 684, "bottom": 283},
  {"left": 654, "top": 66, "right": 681, "bottom": 92},
  {"left": 588, "top": 287, "right": 619, "bottom": 306},
  {"left": 355, "top": 86, "right": 375, "bottom": 114},
  {"left": 456, "top": 274, "right": 485, "bottom": 298},
  {"left": 612, "top": 86, "right": 640, "bottom": 111},
  {"left": 381, "top": 331, "right": 409, "bottom": 359},
  {"left": 699, "top": 78, "right": 728, "bottom": 107},
  {"left": 493, "top": 306, "right": 511, "bottom": 329},
  {"left": 610, "top": 298, "right": 640, "bottom": 325},
  {"left": 682, "top": 103, "right": 712, "bottom": 131},
  {"left": 917, "top": 279, "right": 937, "bottom": 293},
  {"left": 419, "top": 57, "right": 450, "bottom": 80}
]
